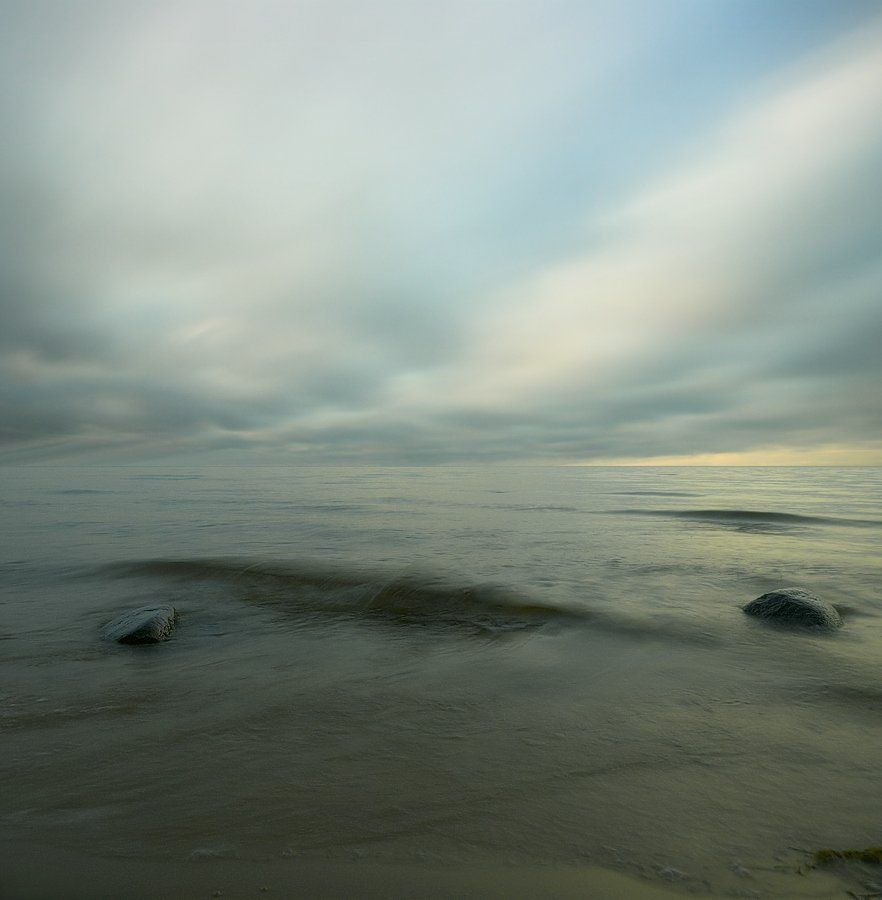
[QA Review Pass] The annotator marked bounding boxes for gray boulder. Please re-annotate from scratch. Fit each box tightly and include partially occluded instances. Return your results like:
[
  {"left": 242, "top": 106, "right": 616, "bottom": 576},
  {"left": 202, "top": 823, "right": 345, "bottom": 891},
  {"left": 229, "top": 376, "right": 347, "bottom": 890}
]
[
  {"left": 103, "top": 605, "right": 177, "bottom": 644},
  {"left": 743, "top": 588, "right": 841, "bottom": 629}
]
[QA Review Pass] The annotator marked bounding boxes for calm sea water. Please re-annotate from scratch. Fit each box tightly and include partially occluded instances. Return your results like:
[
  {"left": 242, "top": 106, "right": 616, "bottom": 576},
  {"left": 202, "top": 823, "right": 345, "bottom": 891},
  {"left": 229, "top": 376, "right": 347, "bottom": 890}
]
[{"left": 1, "top": 466, "right": 881, "bottom": 896}]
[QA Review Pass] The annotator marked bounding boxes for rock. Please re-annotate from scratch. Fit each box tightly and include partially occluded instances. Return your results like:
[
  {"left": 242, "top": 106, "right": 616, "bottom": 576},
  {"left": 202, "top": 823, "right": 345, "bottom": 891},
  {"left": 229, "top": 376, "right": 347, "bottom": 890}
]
[
  {"left": 103, "top": 605, "right": 176, "bottom": 644},
  {"left": 742, "top": 588, "right": 842, "bottom": 629}
]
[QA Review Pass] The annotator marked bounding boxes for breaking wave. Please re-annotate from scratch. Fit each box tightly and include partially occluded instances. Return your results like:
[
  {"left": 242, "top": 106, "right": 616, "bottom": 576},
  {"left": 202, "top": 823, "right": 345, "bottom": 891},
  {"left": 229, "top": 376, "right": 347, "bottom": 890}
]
[
  {"left": 102, "top": 558, "right": 588, "bottom": 634},
  {"left": 99, "top": 558, "right": 718, "bottom": 644}
]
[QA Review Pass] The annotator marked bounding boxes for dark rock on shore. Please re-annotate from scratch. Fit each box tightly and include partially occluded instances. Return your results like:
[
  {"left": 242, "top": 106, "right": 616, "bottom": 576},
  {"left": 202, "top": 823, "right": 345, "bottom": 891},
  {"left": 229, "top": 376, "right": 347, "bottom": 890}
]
[
  {"left": 742, "top": 588, "right": 842, "bottom": 629},
  {"left": 103, "top": 605, "right": 177, "bottom": 644}
]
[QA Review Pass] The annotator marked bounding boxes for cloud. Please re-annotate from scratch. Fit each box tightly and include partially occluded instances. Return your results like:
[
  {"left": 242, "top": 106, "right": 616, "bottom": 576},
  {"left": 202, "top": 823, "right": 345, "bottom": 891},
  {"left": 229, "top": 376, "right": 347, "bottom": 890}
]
[
  {"left": 0, "top": 2, "right": 880, "bottom": 464},
  {"left": 364, "top": 19, "right": 882, "bottom": 462}
]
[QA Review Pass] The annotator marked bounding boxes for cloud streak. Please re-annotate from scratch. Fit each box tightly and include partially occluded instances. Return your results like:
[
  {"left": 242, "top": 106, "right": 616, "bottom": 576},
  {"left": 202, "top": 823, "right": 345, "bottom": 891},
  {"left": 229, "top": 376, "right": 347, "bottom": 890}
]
[{"left": 1, "top": 1, "right": 880, "bottom": 464}]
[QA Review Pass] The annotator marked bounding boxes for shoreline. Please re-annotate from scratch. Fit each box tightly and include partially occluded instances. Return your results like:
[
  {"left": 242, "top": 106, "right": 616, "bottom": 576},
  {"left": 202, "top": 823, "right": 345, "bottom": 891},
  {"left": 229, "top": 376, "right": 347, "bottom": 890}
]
[{"left": 0, "top": 842, "right": 852, "bottom": 899}]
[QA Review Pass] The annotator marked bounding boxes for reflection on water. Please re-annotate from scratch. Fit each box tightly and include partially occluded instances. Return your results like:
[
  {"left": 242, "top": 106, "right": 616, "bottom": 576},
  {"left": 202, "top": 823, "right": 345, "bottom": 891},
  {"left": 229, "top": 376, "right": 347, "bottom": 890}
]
[{"left": 1, "top": 466, "right": 881, "bottom": 896}]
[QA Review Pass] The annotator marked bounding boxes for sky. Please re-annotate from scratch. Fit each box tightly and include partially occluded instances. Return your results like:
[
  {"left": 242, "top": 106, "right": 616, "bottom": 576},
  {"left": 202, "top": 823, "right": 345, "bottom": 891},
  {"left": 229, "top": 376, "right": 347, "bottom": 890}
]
[{"left": 1, "top": 0, "right": 881, "bottom": 465}]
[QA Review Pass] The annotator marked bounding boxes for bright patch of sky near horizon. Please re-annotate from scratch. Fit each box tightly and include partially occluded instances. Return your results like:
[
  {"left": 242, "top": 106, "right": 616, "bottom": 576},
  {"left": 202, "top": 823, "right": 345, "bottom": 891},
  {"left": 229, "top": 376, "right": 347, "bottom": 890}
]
[{"left": 1, "top": 0, "right": 880, "bottom": 465}]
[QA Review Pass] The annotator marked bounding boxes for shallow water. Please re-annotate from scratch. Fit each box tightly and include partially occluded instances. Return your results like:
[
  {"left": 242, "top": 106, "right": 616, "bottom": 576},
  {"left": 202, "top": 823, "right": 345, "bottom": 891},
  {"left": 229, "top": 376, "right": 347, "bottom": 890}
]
[{"left": 1, "top": 466, "right": 881, "bottom": 896}]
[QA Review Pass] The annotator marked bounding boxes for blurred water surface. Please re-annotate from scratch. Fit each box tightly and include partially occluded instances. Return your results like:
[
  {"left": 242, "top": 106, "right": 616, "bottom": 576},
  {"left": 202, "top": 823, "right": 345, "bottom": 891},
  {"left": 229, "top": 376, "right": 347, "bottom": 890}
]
[{"left": 1, "top": 466, "right": 881, "bottom": 895}]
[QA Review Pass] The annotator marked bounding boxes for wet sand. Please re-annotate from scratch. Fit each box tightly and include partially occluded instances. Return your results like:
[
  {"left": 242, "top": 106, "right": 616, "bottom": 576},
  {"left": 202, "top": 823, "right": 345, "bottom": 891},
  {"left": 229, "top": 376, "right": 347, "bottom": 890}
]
[{"left": 0, "top": 841, "right": 855, "bottom": 900}]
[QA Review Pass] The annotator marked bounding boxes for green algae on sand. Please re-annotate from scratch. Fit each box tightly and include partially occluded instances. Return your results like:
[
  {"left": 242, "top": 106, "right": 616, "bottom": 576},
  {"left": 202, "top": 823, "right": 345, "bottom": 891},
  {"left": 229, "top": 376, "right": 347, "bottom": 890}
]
[{"left": 811, "top": 847, "right": 882, "bottom": 865}]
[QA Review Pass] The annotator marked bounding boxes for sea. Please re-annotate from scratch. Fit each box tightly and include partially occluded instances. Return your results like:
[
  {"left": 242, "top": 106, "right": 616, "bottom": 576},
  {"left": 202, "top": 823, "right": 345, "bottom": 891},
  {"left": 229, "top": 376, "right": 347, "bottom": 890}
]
[{"left": 1, "top": 466, "right": 881, "bottom": 898}]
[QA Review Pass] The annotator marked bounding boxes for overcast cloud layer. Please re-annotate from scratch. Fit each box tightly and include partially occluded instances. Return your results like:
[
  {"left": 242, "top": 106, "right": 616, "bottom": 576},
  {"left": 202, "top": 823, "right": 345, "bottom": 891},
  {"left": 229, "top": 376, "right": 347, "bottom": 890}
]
[{"left": 1, "top": 0, "right": 881, "bottom": 464}]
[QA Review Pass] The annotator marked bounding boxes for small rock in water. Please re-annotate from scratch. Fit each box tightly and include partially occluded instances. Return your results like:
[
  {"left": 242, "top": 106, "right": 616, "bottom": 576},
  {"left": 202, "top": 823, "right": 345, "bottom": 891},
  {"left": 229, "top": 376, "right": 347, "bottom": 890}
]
[
  {"left": 103, "top": 605, "right": 177, "bottom": 644},
  {"left": 742, "top": 588, "right": 842, "bottom": 629}
]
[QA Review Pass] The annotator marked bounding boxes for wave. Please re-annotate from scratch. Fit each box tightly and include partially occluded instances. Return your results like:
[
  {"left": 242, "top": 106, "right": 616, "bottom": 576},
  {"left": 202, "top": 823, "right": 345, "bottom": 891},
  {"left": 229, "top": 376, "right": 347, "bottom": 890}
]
[
  {"left": 56, "top": 489, "right": 114, "bottom": 495},
  {"left": 613, "top": 508, "right": 882, "bottom": 530},
  {"left": 103, "top": 558, "right": 588, "bottom": 633},
  {"left": 490, "top": 504, "right": 580, "bottom": 512},
  {"left": 127, "top": 474, "right": 204, "bottom": 481},
  {"left": 611, "top": 490, "right": 699, "bottom": 497},
  {"left": 100, "top": 558, "right": 719, "bottom": 645}
]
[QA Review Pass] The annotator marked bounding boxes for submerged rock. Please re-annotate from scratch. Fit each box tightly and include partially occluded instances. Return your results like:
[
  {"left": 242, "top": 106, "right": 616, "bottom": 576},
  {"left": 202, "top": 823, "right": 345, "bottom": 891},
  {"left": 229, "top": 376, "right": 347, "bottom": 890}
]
[
  {"left": 103, "top": 605, "right": 177, "bottom": 644},
  {"left": 742, "top": 588, "right": 842, "bottom": 629}
]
